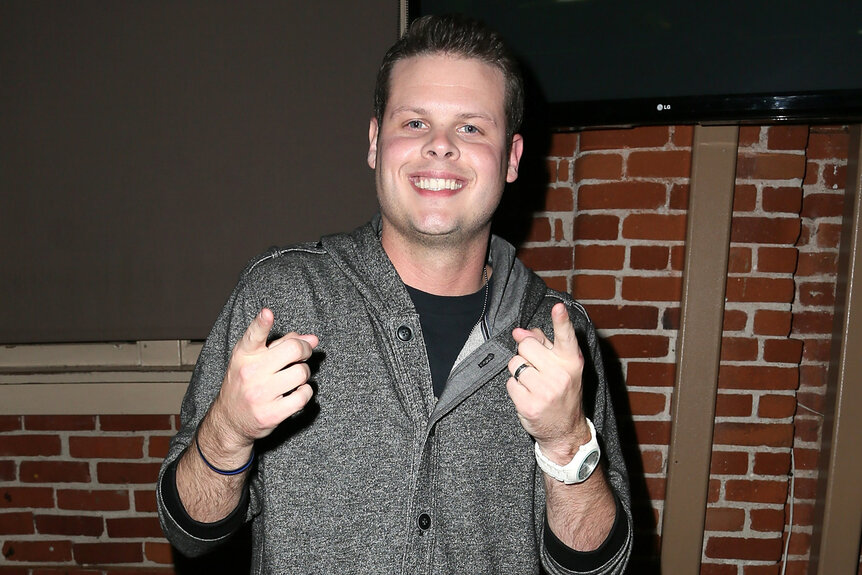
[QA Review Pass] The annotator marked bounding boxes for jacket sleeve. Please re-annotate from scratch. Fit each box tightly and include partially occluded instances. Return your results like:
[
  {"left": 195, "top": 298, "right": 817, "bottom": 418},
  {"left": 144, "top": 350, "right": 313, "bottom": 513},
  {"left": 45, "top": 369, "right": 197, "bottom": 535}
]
[
  {"left": 156, "top": 271, "right": 263, "bottom": 557},
  {"left": 538, "top": 299, "right": 634, "bottom": 575}
]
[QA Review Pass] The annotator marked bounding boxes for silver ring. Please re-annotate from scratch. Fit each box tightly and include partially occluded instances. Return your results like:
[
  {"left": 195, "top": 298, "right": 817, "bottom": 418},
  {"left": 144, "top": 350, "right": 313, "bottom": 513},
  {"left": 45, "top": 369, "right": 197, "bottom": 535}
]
[{"left": 513, "top": 362, "right": 530, "bottom": 382}]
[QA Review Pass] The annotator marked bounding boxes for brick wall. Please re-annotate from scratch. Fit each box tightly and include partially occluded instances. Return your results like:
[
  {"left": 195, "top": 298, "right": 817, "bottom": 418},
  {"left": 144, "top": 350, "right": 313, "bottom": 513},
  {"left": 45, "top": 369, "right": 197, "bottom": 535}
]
[
  {"left": 0, "top": 125, "right": 857, "bottom": 574},
  {"left": 520, "top": 124, "right": 855, "bottom": 574}
]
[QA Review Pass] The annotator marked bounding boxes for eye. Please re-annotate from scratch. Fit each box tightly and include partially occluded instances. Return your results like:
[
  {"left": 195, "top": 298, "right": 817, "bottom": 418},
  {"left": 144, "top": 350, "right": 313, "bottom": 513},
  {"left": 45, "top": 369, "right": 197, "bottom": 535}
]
[
  {"left": 405, "top": 120, "right": 426, "bottom": 130},
  {"left": 459, "top": 124, "right": 481, "bottom": 135}
]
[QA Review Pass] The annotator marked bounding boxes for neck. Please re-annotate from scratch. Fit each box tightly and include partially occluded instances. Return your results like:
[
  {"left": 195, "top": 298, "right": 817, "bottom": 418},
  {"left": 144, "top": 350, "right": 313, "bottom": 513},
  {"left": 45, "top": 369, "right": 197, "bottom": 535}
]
[{"left": 381, "top": 226, "right": 490, "bottom": 296}]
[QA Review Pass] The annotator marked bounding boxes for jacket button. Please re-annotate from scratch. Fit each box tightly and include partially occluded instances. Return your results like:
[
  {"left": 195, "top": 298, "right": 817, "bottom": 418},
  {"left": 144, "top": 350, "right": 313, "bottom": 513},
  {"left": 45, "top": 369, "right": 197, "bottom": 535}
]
[
  {"left": 417, "top": 513, "right": 431, "bottom": 530},
  {"left": 397, "top": 325, "right": 413, "bottom": 341}
]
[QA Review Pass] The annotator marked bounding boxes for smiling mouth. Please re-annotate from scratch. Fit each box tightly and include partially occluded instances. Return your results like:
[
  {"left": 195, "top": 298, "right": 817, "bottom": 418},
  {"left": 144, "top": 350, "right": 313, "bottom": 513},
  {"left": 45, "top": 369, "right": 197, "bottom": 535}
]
[{"left": 411, "top": 177, "right": 464, "bottom": 192}]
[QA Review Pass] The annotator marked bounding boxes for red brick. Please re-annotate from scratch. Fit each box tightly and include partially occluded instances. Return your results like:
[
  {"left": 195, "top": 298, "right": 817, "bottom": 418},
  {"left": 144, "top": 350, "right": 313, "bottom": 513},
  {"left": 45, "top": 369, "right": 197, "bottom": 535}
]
[
  {"left": 639, "top": 449, "right": 664, "bottom": 474},
  {"left": 622, "top": 213, "right": 687, "bottom": 241},
  {"left": 725, "top": 277, "right": 795, "bottom": 303},
  {"left": 0, "top": 417, "right": 23, "bottom": 433},
  {"left": 575, "top": 244, "right": 625, "bottom": 270},
  {"left": 627, "top": 150, "right": 691, "bottom": 178},
  {"left": 758, "top": 394, "right": 797, "bottom": 419},
  {"left": 738, "top": 126, "right": 762, "bottom": 147},
  {"left": 607, "top": 335, "right": 668, "bottom": 359},
  {"left": 579, "top": 126, "right": 670, "bottom": 150},
  {"left": 517, "top": 246, "right": 573, "bottom": 271},
  {"left": 792, "top": 447, "right": 820, "bottom": 471},
  {"left": 796, "top": 252, "right": 838, "bottom": 276},
  {"left": 525, "top": 216, "right": 551, "bottom": 242},
  {"left": 669, "top": 246, "right": 685, "bottom": 271},
  {"left": 662, "top": 307, "right": 680, "bottom": 329},
  {"left": 630, "top": 246, "right": 670, "bottom": 270},
  {"left": 0, "top": 435, "right": 62, "bottom": 457},
  {"left": 72, "top": 542, "right": 143, "bottom": 565},
  {"left": 792, "top": 311, "right": 834, "bottom": 335},
  {"left": 573, "top": 214, "right": 619, "bottom": 240},
  {"left": 1, "top": 540, "right": 73, "bottom": 562},
  {"left": 545, "top": 186, "right": 574, "bottom": 211},
  {"left": 701, "top": 564, "right": 738, "bottom": 575},
  {"left": 806, "top": 131, "right": 849, "bottom": 160},
  {"left": 574, "top": 153, "right": 623, "bottom": 181},
  {"left": 0, "top": 460, "right": 16, "bottom": 482},
  {"left": 96, "top": 462, "right": 161, "bottom": 485},
  {"left": 672, "top": 125, "right": 694, "bottom": 147},
  {"left": 705, "top": 507, "right": 745, "bottom": 531},
  {"left": 715, "top": 393, "right": 753, "bottom": 418},
  {"left": 763, "top": 338, "right": 804, "bottom": 364},
  {"left": 711, "top": 450, "right": 749, "bottom": 475},
  {"left": 628, "top": 391, "right": 668, "bottom": 415},
  {"left": 148, "top": 436, "right": 172, "bottom": 459},
  {"left": 99, "top": 415, "right": 173, "bottom": 432},
  {"left": 733, "top": 184, "right": 758, "bottom": 212},
  {"left": 554, "top": 219, "right": 565, "bottom": 241},
  {"left": 713, "top": 422, "right": 794, "bottom": 448},
  {"left": 794, "top": 417, "right": 823, "bottom": 444},
  {"left": 577, "top": 181, "right": 667, "bottom": 210},
  {"left": 0, "top": 512, "right": 34, "bottom": 535},
  {"left": 144, "top": 541, "right": 174, "bottom": 565},
  {"left": 753, "top": 451, "right": 792, "bottom": 476},
  {"left": 731, "top": 216, "right": 800, "bottom": 244},
  {"left": 767, "top": 125, "right": 809, "bottom": 150},
  {"left": 750, "top": 508, "right": 786, "bottom": 532},
  {"left": 24, "top": 416, "right": 96, "bottom": 431},
  {"left": 644, "top": 477, "right": 666, "bottom": 500},
  {"left": 633, "top": 421, "right": 671, "bottom": 446},
  {"left": 814, "top": 223, "right": 842, "bottom": 249},
  {"left": 725, "top": 479, "right": 789, "bottom": 504},
  {"left": 69, "top": 436, "right": 144, "bottom": 459},
  {"left": 801, "top": 192, "right": 844, "bottom": 218},
  {"left": 34, "top": 514, "right": 104, "bottom": 536},
  {"left": 32, "top": 569, "right": 102, "bottom": 575},
  {"left": 762, "top": 186, "right": 803, "bottom": 213},
  {"left": 736, "top": 153, "right": 806, "bottom": 180},
  {"left": 548, "top": 132, "right": 578, "bottom": 156},
  {"left": 19, "top": 461, "right": 90, "bottom": 484},
  {"left": 669, "top": 183, "right": 689, "bottom": 209},
  {"left": 587, "top": 305, "right": 659, "bottom": 330},
  {"left": 0, "top": 487, "right": 55, "bottom": 509},
  {"left": 543, "top": 275, "right": 567, "bottom": 293},
  {"left": 821, "top": 163, "right": 847, "bottom": 191},
  {"left": 754, "top": 309, "right": 792, "bottom": 336},
  {"left": 557, "top": 160, "right": 571, "bottom": 182},
  {"left": 706, "top": 536, "right": 783, "bottom": 561},
  {"left": 106, "top": 516, "right": 164, "bottom": 538},
  {"left": 626, "top": 362, "right": 675, "bottom": 387},
  {"left": 134, "top": 489, "right": 157, "bottom": 513},
  {"left": 720, "top": 337, "right": 758, "bottom": 361},
  {"left": 723, "top": 309, "right": 749, "bottom": 331},
  {"left": 57, "top": 489, "right": 130, "bottom": 511},
  {"left": 571, "top": 274, "right": 616, "bottom": 300},
  {"left": 718, "top": 365, "right": 798, "bottom": 391},
  {"left": 757, "top": 247, "right": 798, "bottom": 273},
  {"left": 622, "top": 276, "right": 682, "bottom": 302},
  {"left": 727, "top": 247, "right": 752, "bottom": 273}
]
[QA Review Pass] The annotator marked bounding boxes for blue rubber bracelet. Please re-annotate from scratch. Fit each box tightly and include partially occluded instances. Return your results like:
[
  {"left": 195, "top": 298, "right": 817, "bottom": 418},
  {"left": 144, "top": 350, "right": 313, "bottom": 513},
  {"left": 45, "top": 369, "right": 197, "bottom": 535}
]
[{"left": 195, "top": 437, "right": 254, "bottom": 476}]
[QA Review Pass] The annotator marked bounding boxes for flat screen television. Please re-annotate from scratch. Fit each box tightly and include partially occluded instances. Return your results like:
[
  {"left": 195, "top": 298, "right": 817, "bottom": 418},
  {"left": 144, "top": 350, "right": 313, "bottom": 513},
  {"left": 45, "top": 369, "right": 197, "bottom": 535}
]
[{"left": 405, "top": 1, "right": 862, "bottom": 130}]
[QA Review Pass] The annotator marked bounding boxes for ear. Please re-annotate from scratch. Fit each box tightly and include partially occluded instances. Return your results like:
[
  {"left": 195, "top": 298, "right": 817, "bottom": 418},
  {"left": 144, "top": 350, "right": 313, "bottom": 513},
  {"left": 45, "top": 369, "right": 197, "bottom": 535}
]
[
  {"left": 367, "top": 117, "right": 380, "bottom": 170},
  {"left": 505, "top": 134, "right": 524, "bottom": 183}
]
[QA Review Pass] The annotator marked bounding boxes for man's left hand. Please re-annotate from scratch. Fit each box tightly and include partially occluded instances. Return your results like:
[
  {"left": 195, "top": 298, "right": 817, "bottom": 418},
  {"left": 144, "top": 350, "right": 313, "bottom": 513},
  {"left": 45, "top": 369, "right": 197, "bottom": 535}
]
[{"left": 507, "top": 302, "right": 590, "bottom": 460}]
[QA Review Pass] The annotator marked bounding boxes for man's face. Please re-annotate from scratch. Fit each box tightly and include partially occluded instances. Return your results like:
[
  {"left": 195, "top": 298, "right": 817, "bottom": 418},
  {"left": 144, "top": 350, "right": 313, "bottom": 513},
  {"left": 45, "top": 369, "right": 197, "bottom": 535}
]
[{"left": 367, "top": 54, "right": 523, "bottom": 251}]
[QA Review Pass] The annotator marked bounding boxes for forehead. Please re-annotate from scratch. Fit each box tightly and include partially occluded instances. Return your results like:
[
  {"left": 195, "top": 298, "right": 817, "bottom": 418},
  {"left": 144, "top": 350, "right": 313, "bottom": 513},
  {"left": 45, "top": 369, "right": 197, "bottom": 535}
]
[{"left": 386, "top": 54, "right": 506, "bottom": 117}]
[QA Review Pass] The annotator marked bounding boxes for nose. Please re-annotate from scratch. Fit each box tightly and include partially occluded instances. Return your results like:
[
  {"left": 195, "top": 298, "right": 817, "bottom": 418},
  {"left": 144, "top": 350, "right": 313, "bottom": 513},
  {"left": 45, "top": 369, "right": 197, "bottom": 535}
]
[{"left": 422, "top": 128, "right": 460, "bottom": 160}]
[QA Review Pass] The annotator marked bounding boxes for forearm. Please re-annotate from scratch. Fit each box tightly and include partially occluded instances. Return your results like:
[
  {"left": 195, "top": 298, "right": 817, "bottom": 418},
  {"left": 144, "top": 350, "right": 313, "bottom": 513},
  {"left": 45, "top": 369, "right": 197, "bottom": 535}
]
[
  {"left": 544, "top": 464, "right": 616, "bottom": 551},
  {"left": 175, "top": 407, "right": 253, "bottom": 523}
]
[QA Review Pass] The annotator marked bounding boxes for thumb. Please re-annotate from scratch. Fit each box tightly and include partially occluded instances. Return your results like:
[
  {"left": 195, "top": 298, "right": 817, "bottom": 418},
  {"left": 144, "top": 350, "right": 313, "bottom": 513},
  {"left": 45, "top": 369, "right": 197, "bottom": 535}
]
[
  {"left": 550, "top": 302, "right": 579, "bottom": 355},
  {"left": 238, "top": 308, "right": 275, "bottom": 354}
]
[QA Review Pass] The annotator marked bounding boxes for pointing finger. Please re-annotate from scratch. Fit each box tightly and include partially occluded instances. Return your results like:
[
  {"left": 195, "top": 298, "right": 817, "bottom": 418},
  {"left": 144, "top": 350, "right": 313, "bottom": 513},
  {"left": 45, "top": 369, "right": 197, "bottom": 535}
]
[
  {"left": 551, "top": 302, "right": 580, "bottom": 357},
  {"left": 238, "top": 308, "right": 275, "bottom": 354}
]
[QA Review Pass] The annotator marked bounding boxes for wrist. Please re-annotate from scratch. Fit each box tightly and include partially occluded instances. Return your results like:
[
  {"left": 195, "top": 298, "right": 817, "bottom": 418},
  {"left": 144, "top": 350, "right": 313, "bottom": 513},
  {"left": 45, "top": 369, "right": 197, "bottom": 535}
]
[{"left": 537, "top": 418, "right": 592, "bottom": 465}]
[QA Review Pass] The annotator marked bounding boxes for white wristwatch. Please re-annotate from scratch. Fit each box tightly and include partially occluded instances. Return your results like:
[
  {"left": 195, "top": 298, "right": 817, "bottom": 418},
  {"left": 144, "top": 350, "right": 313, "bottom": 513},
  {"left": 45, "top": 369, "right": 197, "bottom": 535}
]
[{"left": 534, "top": 418, "right": 601, "bottom": 484}]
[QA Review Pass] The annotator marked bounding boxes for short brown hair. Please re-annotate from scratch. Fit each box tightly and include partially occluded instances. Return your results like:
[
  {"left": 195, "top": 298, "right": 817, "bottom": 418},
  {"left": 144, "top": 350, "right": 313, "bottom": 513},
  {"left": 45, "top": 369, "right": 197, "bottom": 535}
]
[{"left": 373, "top": 14, "right": 524, "bottom": 144}]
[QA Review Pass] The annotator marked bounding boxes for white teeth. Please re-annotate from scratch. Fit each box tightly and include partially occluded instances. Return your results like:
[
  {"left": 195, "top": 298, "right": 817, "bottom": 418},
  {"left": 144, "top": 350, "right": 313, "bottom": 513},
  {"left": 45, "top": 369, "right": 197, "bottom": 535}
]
[{"left": 414, "top": 177, "right": 463, "bottom": 191}]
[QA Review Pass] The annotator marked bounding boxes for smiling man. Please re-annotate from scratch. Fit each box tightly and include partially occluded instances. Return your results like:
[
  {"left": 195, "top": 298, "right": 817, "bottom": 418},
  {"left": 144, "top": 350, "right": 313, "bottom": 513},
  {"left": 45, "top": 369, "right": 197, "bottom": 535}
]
[{"left": 158, "top": 15, "right": 632, "bottom": 574}]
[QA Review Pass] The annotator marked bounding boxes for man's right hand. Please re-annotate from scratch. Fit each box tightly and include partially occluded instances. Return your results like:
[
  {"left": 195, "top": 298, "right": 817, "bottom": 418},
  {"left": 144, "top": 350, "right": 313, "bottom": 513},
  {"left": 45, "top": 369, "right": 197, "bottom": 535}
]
[{"left": 210, "top": 307, "right": 319, "bottom": 452}]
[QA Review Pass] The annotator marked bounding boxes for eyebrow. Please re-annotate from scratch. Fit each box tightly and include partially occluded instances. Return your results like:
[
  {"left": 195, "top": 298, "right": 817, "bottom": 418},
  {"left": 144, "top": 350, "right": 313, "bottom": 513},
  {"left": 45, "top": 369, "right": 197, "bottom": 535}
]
[{"left": 388, "top": 106, "right": 498, "bottom": 125}]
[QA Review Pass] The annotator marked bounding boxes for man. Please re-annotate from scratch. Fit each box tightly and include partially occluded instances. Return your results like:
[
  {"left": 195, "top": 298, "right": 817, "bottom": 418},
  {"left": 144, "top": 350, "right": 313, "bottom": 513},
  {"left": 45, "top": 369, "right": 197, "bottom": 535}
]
[{"left": 158, "top": 14, "right": 632, "bottom": 574}]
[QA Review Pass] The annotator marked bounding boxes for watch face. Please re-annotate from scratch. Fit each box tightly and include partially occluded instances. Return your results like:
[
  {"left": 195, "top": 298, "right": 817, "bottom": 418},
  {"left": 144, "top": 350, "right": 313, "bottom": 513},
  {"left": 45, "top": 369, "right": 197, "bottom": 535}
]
[{"left": 577, "top": 449, "right": 601, "bottom": 482}]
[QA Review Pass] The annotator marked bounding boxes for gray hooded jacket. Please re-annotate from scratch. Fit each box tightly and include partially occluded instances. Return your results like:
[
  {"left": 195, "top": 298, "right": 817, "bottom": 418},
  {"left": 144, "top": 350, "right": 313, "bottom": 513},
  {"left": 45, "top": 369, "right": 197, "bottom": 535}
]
[{"left": 158, "top": 217, "right": 632, "bottom": 574}]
